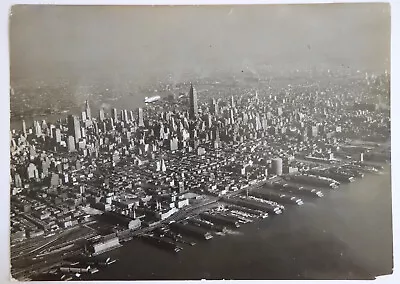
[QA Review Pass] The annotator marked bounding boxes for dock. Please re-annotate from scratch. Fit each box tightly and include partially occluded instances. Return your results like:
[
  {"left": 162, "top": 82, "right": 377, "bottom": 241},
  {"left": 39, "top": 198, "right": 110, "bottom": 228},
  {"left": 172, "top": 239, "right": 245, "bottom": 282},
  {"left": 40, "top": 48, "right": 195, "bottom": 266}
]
[
  {"left": 221, "top": 196, "right": 282, "bottom": 215},
  {"left": 199, "top": 212, "right": 242, "bottom": 228},
  {"left": 169, "top": 222, "right": 213, "bottom": 240},
  {"left": 250, "top": 190, "right": 303, "bottom": 205},
  {"left": 188, "top": 218, "right": 227, "bottom": 232}
]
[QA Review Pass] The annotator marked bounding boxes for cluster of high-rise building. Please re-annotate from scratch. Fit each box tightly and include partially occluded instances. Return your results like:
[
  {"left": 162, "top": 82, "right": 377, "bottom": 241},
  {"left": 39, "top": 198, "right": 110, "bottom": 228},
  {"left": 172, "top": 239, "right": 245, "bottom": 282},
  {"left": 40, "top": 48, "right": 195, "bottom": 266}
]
[{"left": 9, "top": 77, "right": 390, "bottom": 245}]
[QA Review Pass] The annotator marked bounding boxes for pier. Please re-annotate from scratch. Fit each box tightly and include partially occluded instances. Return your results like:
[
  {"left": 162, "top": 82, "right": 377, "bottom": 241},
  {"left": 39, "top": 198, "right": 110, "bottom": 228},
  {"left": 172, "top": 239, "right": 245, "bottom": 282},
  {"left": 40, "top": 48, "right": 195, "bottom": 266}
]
[
  {"left": 250, "top": 190, "right": 303, "bottom": 205},
  {"left": 169, "top": 222, "right": 213, "bottom": 240},
  {"left": 221, "top": 196, "right": 282, "bottom": 215},
  {"left": 188, "top": 218, "right": 228, "bottom": 233},
  {"left": 199, "top": 212, "right": 241, "bottom": 228}
]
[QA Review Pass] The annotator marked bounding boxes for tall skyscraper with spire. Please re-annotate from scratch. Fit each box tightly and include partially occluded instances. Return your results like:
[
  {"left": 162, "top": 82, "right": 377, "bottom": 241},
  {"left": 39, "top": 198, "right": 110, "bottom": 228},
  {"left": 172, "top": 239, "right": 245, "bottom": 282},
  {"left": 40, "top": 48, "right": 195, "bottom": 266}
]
[{"left": 189, "top": 83, "right": 198, "bottom": 120}]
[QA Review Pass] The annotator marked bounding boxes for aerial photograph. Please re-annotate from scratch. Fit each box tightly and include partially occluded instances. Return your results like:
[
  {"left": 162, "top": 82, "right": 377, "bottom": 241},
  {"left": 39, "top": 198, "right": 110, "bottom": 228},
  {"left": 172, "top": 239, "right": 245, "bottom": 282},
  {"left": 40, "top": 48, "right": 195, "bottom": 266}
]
[{"left": 9, "top": 4, "right": 391, "bottom": 281}]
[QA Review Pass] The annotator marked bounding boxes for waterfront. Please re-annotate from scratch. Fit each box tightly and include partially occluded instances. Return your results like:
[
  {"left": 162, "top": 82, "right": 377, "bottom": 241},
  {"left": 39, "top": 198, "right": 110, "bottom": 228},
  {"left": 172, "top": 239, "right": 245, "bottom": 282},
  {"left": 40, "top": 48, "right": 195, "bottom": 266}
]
[
  {"left": 81, "top": 165, "right": 392, "bottom": 280},
  {"left": 9, "top": 5, "right": 391, "bottom": 281}
]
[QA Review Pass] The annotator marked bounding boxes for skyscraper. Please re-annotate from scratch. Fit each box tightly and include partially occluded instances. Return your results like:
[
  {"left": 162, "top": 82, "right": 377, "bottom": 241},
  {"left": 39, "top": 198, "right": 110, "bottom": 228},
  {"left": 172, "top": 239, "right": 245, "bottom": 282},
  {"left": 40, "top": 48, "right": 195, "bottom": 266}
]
[
  {"left": 53, "top": 128, "right": 61, "bottom": 144},
  {"left": 229, "top": 109, "right": 235, "bottom": 125},
  {"left": 123, "top": 110, "right": 128, "bottom": 122},
  {"left": 67, "top": 136, "right": 76, "bottom": 152},
  {"left": 112, "top": 108, "right": 118, "bottom": 122},
  {"left": 85, "top": 100, "right": 91, "bottom": 120},
  {"left": 271, "top": 158, "right": 283, "bottom": 176},
  {"left": 214, "top": 127, "right": 220, "bottom": 149},
  {"left": 160, "top": 158, "right": 166, "bottom": 172},
  {"left": 49, "top": 124, "right": 55, "bottom": 138},
  {"left": 170, "top": 136, "right": 178, "bottom": 151},
  {"left": 189, "top": 83, "right": 198, "bottom": 120},
  {"left": 67, "top": 115, "right": 81, "bottom": 141},
  {"left": 138, "top": 108, "right": 145, "bottom": 127},
  {"left": 99, "top": 108, "right": 105, "bottom": 122},
  {"left": 210, "top": 98, "right": 219, "bottom": 115},
  {"left": 22, "top": 120, "right": 27, "bottom": 136},
  {"left": 33, "top": 121, "right": 42, "bottom": 137}
]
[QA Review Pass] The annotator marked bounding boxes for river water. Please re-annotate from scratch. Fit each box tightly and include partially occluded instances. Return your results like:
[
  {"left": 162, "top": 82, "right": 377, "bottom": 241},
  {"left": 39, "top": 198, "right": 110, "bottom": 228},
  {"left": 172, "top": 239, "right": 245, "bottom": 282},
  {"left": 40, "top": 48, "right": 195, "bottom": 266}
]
[{"left": 82, "top": 165, "right": 392, "bottom": 280}]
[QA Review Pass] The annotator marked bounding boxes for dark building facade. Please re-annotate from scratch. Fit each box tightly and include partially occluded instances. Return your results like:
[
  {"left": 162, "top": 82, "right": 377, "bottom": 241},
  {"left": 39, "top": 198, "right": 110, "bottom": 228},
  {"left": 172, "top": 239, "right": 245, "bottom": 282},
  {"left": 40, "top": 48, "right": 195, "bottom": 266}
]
[{"left": 189, "top": 83, "right": 198, "bottom": 120}]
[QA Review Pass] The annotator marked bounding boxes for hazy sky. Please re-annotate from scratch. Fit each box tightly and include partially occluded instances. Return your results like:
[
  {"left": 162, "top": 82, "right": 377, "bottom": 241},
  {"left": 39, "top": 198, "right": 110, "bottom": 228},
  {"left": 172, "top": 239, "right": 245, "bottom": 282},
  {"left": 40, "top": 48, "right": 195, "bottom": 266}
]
[{"left": 9, "top": 4, "right": 390, "bottom": 85}]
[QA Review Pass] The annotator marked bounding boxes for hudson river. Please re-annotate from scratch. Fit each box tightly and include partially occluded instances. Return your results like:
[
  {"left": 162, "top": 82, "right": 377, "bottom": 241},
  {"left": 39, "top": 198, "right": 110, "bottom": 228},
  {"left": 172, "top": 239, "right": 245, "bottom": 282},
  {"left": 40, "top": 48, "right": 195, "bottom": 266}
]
[{"left": 83, "top": 165, "right": 392, "bottom": 280}]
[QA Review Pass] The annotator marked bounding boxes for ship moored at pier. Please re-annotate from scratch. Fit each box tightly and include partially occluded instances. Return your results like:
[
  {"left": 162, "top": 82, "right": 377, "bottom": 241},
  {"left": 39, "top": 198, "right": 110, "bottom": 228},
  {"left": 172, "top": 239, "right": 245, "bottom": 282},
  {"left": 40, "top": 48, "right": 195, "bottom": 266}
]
[
  {"left": 221, "top": 196, "right": 283, "bottom": 215},
  {"left": 286, "top": 174, "right": 340, "bottom": 188},
  {"left": 199, "top": 212, "right": 241, "bottom": 228},
  {"left": 169, "top": 222, "right": 213, "bottom": 240}
]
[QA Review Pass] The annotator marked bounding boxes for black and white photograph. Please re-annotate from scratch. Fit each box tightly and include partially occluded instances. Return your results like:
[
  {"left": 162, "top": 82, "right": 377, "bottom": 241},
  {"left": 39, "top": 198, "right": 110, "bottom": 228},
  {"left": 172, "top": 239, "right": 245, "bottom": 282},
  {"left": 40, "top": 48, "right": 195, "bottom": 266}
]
[{"left": 8, "top": 3, "right": 393, "bottom": 281}]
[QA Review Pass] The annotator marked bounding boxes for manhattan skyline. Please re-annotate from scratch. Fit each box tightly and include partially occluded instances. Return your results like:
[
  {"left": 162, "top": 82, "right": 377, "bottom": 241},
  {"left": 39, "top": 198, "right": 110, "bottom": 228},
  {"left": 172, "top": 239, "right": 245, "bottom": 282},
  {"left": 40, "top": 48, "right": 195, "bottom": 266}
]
[{"left": 8, "top": 4, "right": 392, "bottom": 281}]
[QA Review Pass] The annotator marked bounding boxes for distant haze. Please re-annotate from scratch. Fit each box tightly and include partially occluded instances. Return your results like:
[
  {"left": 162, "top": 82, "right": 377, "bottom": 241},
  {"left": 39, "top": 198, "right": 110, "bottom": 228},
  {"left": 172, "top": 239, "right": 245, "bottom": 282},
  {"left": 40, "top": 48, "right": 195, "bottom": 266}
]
[{"left": 10, "top": 4, "right": 390, "bottom": 86}]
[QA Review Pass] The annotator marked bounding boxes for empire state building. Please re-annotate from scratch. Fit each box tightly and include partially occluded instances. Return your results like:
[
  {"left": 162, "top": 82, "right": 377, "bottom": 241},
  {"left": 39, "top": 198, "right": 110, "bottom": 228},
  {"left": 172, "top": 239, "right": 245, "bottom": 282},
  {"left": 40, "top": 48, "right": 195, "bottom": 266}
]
[{"left": 189, "top": 83, "right": 198, "bottom": 120}]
